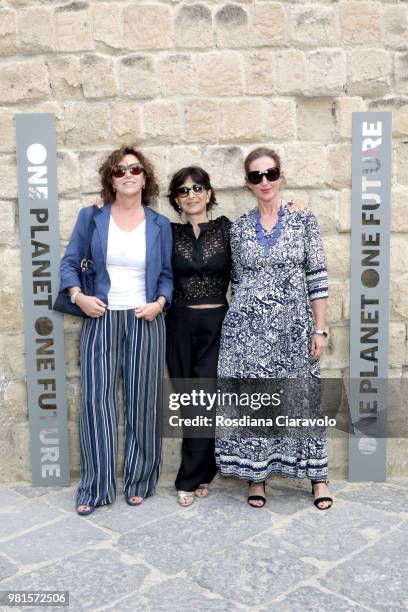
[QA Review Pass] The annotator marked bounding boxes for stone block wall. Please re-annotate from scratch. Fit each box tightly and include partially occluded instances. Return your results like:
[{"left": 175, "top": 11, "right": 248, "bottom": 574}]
[{"left": 0, "top": 0, "right": 407, "bottom": 482}]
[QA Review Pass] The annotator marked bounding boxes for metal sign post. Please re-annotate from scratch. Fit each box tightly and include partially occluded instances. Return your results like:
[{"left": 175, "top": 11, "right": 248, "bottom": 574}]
[
  {"left": 16, "top": 113, "right": 70, "bottom": 486},
  {"left": 349, "top": 112, "right": 392, "bottom": 481}
]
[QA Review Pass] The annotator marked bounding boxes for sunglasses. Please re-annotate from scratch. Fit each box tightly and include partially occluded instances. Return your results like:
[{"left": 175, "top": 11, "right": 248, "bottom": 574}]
[
  {"left": 111, "top": 163, "right": 144, "bottom": 178},
  {"left": 175, "top": 184, "right": 205, "bottom": 198},
  {"left": 246, "top": 167, "right": 280, "bottom": 185}
]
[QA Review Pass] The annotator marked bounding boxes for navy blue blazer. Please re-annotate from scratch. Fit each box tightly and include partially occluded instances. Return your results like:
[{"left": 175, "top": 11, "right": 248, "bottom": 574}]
[{"left": 59, "top": 204, "right": 173, "bottom": 307}]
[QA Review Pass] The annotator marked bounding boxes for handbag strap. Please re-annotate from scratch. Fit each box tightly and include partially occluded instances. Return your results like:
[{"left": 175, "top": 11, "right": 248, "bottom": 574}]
[{"left": 80, "top": 205, "right": 98, "bottom": 270}]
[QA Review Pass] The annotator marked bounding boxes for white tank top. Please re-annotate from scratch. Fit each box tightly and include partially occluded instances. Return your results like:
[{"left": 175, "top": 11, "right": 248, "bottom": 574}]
[{"left": 106, "top": 217, "right": 146, "bottom": 310}]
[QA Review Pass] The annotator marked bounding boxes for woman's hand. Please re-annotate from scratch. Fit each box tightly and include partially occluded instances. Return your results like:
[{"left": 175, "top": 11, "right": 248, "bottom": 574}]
[
  {"left": 95, "top": 198, "right": 104, "bottom": 209},
  {"left": 135, "top": 302, "right": 162, "bottom": 321},
  {"left": 310, "top": 333, "right": 326, "bottom": 360},
  {"left": 76, "top": 294, "right": 107, "bottom": 318},
  {"left": 289, "top": 198, "right": 309, "bottom": 213}
]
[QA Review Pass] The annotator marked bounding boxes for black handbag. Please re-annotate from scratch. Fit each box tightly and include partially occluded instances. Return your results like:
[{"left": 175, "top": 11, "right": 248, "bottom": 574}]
[{"left": 53, "top": 206, "right": 98, "bottom": 317}]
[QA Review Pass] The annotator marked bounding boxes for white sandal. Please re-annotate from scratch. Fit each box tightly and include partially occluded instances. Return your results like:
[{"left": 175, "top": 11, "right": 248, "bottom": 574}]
[
  {"left": 194, "top": 483, "right": 210, "bottom": 498},
  {"left": 177, "top": 490, "right": 195, "bottom": 507}
]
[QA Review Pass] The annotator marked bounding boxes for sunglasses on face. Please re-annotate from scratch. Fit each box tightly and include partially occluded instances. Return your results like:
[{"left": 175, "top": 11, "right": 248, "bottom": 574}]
[
  {"left": 111, "top": 163, "right": 145, "bottom": 178},
  {"left": 246, "top": 167, "right": 280, "bottom": 185},
  {"left": 175, "top": 184, "right": 205, "bottom": 198}
]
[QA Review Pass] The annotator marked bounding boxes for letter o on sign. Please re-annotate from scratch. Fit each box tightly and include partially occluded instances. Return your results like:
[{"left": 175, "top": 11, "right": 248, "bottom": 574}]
[
  {"left": 27, "top": 143, "right": 47, "bottom": 165},
  {"left": 358, "top": 436, "right": 377, "bottom": 455},
  {"left": 35, "top": 317, "right": 53, "bottom": 336},
  {"left": 361, "top": 269, "right": 380, "bottom": 288}
]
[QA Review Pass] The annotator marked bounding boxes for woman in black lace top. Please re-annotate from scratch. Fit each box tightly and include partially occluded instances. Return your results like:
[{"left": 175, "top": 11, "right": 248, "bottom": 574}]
[{"left": 166, "top": 166, "right": 231, "bottom": 506}]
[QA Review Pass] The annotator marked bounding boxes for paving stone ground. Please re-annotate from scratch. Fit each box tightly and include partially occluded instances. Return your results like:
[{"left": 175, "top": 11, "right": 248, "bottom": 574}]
[{"left": 0, "top": 475, "right": 407, "bottom": 611}]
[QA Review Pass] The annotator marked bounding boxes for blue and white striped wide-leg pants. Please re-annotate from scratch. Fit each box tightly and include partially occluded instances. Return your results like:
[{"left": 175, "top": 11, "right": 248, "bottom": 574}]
[{"left": 76, "top": 309, "right": 164, "bottom": 507}]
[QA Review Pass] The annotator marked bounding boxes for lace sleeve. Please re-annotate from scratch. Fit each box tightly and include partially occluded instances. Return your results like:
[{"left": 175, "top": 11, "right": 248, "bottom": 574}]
[{"left": 219, "top": 215, "right": 232, "bottom": 238}]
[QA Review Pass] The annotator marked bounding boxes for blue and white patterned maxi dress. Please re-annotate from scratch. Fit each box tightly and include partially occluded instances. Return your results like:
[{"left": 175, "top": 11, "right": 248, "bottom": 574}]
[{"left": 215, "top": 205, "right": 329, "bottom": 481}]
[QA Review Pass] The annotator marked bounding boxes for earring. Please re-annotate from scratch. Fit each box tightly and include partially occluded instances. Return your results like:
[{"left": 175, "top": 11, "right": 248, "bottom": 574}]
[{"left": 112, "top": 187, "right": 116, "bottom": 193}]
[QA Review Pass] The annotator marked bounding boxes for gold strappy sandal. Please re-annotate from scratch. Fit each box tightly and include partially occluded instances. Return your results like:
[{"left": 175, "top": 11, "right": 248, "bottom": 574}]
[{"left": 177, "top": 491, "right": 195, "bottom": 507}]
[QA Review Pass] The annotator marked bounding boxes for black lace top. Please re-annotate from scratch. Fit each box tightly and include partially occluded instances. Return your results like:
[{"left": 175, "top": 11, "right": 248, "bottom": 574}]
[{"left": 170, "top": 216, "right": 231, "bottom": 306}]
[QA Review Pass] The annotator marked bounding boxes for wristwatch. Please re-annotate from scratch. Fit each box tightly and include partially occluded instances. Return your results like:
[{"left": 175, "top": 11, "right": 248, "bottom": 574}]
[
  {"left": 314, "top": 329, "right": 328, "bottom": 337},
  {"left": 70, "top": 290, "right": 82, "bottom": 304}
]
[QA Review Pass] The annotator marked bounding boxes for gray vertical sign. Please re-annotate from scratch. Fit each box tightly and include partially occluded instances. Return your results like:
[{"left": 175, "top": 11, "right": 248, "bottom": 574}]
[
  {"left": 349, "top": 112, "right": 392, "bottom": 481},
  {"left": 16, "top": 114, "right": 70, "bottom": 486}
]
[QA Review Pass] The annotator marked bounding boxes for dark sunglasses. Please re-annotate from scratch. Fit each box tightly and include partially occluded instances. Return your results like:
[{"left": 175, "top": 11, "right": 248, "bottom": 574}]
[
  {"left": 111, "top": 163, "right": 144, "bottom": 178},
  {"left": 246, "top": 167, "right": 280, "bottom": 185},
  {"left": 175, "top": 184, "right": 205, "bottom": 198}
]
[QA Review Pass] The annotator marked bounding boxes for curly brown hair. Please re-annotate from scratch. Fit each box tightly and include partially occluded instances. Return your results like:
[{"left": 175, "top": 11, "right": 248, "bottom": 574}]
[{"left": 98, "top": 145, "right": 159, "bottom": 205}]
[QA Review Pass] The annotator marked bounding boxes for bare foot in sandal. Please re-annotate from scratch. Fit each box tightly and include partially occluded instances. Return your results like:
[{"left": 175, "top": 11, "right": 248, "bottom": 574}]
[
  {"left": 177, "top": 491, "right": 195, "bottom": 506},
  {"left": 77, "top": 505, "right": 95, "bottom": 516},
  {"left": 194, "top": 484, "right": 210, "bottom": 498},
  {"left": 247, "top": 482, "right": 266, "bottom": 508}
]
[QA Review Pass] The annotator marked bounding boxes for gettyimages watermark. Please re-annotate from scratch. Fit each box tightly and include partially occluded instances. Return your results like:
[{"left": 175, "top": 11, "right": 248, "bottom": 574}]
[{"left": 161, "top": 378, "right": 407, "bottom": 439}]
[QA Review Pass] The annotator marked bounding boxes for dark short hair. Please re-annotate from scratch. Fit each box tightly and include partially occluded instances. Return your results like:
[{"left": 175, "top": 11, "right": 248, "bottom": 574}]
[
  {"left": 167, "top": 166, "right": 217, "bottom": 214},
  {"left": 244, "top": 147, "right": 282, "bottom": 176},
  {"left": 98, "top": 145, "right": 159, "bottom": 205}
]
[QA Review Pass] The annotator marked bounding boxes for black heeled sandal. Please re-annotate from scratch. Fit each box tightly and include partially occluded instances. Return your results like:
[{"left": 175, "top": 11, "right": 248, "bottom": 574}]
[
  {"left": 247, "top": 481, "right": 266, "bottom": 508},
  {"left": 311, "top": 480, "right": 333, "bottom": 510}
]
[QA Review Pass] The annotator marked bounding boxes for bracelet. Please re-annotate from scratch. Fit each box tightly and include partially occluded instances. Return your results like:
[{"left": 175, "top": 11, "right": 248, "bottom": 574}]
[
  {"left": 156, "top": 300, "right": 164, "bottom": 313},
  {"left": 70, "top": 290, "right": 82, "bottom": 305},
  {"left": 314, "top": 329, "right": 328, "bottom": 337}
]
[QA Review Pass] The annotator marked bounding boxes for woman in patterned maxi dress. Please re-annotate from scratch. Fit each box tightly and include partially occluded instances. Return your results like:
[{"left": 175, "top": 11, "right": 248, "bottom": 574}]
[{"left": 216, "top": 147, "right": 333, "bottom": 509}]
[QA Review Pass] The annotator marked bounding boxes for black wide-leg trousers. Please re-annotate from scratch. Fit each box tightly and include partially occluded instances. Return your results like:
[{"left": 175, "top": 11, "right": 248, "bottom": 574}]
[{"left": 166, "top": 305, "right": 227, "bottom": 491}]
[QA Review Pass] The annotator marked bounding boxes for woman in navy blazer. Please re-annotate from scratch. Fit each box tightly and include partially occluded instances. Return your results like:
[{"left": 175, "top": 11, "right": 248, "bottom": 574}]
[
  {"left": 60, "top": 202, "right": 173, "bottom": 307},
  {"left": 59, "top": 145, "right": 173, "bottom": 516}
]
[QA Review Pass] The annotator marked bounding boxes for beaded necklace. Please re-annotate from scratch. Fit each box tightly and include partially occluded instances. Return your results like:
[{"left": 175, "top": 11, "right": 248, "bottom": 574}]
[{"left": 255, "top": 205, "right": 284, "bottom": 256}]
